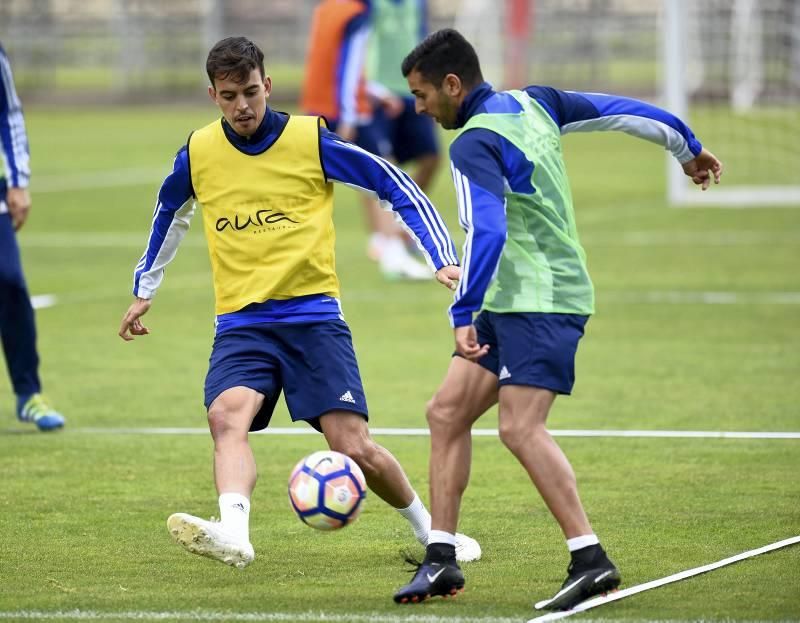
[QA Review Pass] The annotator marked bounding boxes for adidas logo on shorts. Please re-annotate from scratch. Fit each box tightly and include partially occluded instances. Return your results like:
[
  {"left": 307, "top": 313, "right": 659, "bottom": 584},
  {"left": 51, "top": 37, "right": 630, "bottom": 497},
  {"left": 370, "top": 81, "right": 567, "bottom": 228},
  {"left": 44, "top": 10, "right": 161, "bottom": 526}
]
[
  {"left": 499, "top": 366, "right": 512, "bottom": 380},
  {"left": 339, "top": 390, "right": 356, "bottom": 404}
]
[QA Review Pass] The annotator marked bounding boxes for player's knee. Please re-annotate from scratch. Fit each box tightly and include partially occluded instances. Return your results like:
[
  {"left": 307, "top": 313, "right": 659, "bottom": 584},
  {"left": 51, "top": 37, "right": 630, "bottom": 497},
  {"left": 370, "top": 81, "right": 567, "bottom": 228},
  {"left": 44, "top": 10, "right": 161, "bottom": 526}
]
[
  {"left": 207, "top": 403, "right": 246, "bottom": 440},
  {"left": 498, "top": 417, "right": 535, "bottom": 452},
  {"left": 425, "top": 394, "right": 459, "bottom": 432},
  {"left": 329, "top": 438, "right": 374, "bottom": 473}
]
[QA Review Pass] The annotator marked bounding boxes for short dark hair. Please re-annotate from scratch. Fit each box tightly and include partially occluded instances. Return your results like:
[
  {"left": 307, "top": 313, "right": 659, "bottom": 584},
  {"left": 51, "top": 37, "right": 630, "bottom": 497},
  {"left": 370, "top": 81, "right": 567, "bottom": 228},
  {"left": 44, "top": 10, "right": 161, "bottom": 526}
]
[
  {"left": 206, "top": 36, "right": 265, "bottom": 86},
  {"left": 401, "top": 29, "right": 483, "bottom": 88}
]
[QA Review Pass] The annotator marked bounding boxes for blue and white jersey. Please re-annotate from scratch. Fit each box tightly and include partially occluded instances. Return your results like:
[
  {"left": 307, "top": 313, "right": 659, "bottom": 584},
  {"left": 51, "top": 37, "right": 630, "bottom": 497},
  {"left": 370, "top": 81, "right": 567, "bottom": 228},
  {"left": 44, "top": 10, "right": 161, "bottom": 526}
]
[
  {"left": 447, "top": 82, "right": 703, "bottom": 327},
  {"left": 0, "top": 43, "right": 31, "bottom": 212},
  {"left": 133, "top": 107, "right": 457, "bottom": 334},
  {"left": 337, "top": 5, "right": 371, "bottom": 126}
]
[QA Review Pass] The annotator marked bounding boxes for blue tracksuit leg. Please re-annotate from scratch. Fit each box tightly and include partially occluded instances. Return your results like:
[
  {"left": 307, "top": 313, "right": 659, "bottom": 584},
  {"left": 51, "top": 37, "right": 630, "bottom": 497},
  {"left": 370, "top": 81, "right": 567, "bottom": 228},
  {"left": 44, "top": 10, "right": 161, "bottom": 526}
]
[{"left": 0, "top": 211, "right": 40, "bottom": 396}]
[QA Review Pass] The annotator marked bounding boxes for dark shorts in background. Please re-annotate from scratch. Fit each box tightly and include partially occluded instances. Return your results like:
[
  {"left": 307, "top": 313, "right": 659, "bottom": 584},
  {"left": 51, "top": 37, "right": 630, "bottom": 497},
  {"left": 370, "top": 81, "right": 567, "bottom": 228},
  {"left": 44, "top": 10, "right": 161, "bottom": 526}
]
[
  {"left": 470, "top": 311, "right": 589, "bottom": 395},
  {"left": 361, "top": 97, "right": 439, "bottom": 164},
  {"left": 204, "top": 320, "right": 368, "bottom": 432},
  {"left": 326, "top": 119, "right": 386, "bottom": 159}
]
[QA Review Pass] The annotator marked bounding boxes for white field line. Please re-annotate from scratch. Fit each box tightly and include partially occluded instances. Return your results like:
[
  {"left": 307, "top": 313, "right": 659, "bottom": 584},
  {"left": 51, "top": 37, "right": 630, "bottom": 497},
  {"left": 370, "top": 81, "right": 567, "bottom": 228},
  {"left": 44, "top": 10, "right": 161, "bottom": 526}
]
[
  {"left": 71, "top": 427, "right": 800, "bottom": 440},
  {"left": 0, "top": 616, "right": 788, "bottom": 623},
  {"left": 31, "top": 294, "right": 58, "bottom": 309},
  {"left": 528, "top": 535, "right": 800, "bottom": 622},
  {"left": 0, "top": 612, "right": 518, "bottom": 623},
  {"left": 32, "top": 168, "right": 167, "bottom": 193},
  {"left": 18, "top": 232, "right": 206, "bottom": 248}
]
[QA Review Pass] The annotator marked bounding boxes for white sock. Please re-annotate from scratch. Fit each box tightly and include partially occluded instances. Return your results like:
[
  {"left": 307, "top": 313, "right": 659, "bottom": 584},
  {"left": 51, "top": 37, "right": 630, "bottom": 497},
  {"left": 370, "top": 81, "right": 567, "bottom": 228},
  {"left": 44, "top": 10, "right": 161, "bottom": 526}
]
[
  {"left": 219, "top": 492, "right": 250, "bottom": 543},
  {"left": 396, "top": 493, "right": 431, "bottom": 544},
  {"left": 567, "top": 534, "right": 599, "bottom": 552},
  {"left": 428, "top": 529, "right": 456, "bottom": 546}
]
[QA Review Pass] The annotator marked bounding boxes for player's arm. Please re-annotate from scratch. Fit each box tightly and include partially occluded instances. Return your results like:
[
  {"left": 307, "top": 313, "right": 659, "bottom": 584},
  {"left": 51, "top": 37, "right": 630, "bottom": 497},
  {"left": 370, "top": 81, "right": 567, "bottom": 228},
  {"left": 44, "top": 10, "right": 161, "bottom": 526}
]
[
  {"left": 119, "top": 146, "right": 196, "bottom": 341},
  {"left": 0, "top": 45, "right": 32, "bottom": 230},
  {"left": 335, "top": 8, "right": 371, "bottom": 141},
  {"left": 319, "top": 127, "right": 459, "bottom": 287},
  {"left": 526, "top": 86, "right": 722, "bottom": 189},
  {"left": 448, "top": 129, "right": 508, "bottom": 359}
]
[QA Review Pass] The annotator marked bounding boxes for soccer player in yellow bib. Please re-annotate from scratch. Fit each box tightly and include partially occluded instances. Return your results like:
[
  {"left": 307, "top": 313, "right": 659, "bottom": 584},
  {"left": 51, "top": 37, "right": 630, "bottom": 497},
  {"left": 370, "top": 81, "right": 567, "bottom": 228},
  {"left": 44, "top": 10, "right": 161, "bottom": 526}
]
[{"left": 117, "top": 36, "right": 480, "bottom": 568}]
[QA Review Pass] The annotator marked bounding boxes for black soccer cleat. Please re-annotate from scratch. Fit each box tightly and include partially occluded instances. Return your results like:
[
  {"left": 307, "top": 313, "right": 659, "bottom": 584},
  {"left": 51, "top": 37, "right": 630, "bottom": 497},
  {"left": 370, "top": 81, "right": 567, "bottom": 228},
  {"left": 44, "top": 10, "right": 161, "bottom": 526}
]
[
  {"left": 393, "top": 559, "right": 465, "bottom": 604},
  {"left": 540, "top": 545, "right": 621, "bottom": 611}
]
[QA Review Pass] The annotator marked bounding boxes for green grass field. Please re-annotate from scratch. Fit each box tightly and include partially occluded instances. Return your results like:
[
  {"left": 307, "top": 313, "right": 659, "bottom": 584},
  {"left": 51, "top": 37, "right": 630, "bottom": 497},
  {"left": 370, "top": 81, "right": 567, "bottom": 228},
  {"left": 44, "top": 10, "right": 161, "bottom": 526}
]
[{"left": 0, "top": 105, "right": 798, "bottom": 622}]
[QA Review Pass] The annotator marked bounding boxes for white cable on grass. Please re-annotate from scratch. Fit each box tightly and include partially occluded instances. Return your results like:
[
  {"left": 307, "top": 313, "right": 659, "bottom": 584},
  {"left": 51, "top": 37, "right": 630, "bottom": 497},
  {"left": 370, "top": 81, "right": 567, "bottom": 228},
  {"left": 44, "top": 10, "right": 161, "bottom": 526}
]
[{"left": 529, "top": 535, "right": 800, "bottom": 621}]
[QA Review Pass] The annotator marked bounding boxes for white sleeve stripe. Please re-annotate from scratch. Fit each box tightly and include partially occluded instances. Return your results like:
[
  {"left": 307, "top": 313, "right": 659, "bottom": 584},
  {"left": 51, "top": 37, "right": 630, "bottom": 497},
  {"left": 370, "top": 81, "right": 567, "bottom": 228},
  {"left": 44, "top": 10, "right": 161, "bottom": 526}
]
[
  {"left": 450, "top": 164, "right": 474, "bottom": 299},
  {"left": 338, "top": 138, "right": 457, "bottom": 266},
  {"left": 561, "top": 114, "right": 695, "bottom": 163},
  {"left": 451, "top": 164, "right": 469, "bottom": 303},
  {"left": 458, "top": 170, "right": 474, "bottom": 297},
  {"left": 394, "top": 164, "right": 457, "bottom": 262},
  {"left": 332, "top": 139, "right": 457, "bottom": 266},
  {"left": 134, "top": 198, "right": 195, "bottom": 296},
  {"left": 450, "top": 162, "right": 468, "bottom": 230}
]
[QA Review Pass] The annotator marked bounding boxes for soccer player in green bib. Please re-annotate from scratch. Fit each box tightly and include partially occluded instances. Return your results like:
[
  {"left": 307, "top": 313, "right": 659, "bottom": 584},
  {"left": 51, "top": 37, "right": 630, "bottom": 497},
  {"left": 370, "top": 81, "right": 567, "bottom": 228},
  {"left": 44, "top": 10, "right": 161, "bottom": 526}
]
[
  {"left": 118, "top": 36, "right": 481, "bottom": 569},
  {"left": 393, "top": 29, "right": 723, "bottom": 610}
]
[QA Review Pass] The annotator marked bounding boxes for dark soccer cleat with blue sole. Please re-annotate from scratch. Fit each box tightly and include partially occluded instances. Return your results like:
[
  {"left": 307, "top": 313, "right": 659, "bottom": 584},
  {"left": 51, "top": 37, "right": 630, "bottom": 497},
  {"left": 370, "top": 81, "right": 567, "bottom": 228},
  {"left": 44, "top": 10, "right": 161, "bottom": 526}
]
[{"left": 393, "top": 559, "right": 465, "bottom": 604}]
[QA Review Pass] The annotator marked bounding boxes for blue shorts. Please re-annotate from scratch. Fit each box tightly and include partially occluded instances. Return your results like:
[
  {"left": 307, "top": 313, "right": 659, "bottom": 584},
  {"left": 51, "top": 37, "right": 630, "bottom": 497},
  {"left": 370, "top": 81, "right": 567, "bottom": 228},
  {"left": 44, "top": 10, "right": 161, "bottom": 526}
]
[
  {"left": 326, "top": 119, "right": 386, "bottom": 159},
  {"left": 204, "top": 320, "right": 368, "bottom": 432},
  {"left": 469, "top": 311, "right": 589, "bottom": 395},
  {"left": 360, "top": 97, "right": 439, "bottom": 164}
]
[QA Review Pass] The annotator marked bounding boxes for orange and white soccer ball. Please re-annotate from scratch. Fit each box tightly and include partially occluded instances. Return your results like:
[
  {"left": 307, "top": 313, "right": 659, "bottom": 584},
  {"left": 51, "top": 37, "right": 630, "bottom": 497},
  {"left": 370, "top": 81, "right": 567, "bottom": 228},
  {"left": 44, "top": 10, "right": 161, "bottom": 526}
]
[{"left": 288, "top": 450, "right": 367, "bottom": 530}]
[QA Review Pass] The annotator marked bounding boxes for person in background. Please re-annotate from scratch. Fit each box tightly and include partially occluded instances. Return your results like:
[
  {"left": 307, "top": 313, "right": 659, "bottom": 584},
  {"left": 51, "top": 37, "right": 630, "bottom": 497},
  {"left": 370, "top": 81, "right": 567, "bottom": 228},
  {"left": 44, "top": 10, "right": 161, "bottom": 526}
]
[
  {"left": 362, "top": 0, "right": 440, "bottom": 276},
  {"left": 0, "top": 42, "right": 65, "bottom": 432},
  {"left": 301, "top": 0, "right": 431, "bottom": 280}
]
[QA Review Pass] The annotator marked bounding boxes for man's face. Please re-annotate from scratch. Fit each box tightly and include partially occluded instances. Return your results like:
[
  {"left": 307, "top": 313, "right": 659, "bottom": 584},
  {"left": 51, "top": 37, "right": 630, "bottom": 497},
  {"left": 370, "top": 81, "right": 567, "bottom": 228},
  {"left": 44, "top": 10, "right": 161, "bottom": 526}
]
[
  {"left": 209, "top": 68, "right": 271, "bottom": 137},
  {"left": 407, "top": 69, "right": 461, "bottom": 130}
]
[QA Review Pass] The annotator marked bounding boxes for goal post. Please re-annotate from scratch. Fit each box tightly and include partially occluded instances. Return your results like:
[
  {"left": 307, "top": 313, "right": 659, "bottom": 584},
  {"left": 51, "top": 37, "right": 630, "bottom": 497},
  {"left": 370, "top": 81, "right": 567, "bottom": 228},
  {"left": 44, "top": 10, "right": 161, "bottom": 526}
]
[{"left": 663, "top": 0, "right": 800, "bottom": 207}]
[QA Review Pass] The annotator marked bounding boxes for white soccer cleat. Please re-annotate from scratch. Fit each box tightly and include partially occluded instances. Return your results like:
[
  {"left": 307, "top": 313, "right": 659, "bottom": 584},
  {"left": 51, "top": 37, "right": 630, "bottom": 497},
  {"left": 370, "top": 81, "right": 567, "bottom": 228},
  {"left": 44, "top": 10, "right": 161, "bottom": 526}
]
[
  {"left": 378, "top": 237, "right": 432, "bottom": 281},
  {"left": 455, "top": 532, "right": 482, "bottom": 563},
  {"left": 167, "top": 512, "right": 254, "bottom": 569}
]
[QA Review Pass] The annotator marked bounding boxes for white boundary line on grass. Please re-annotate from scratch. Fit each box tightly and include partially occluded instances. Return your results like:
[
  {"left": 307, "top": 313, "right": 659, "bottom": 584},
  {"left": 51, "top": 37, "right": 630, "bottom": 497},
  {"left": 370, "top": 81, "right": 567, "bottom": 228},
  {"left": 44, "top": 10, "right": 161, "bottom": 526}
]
[
  {"left": 31, "top": 294, "right": 58, "bottom": 310},
  {"left": 528, "top": 535, "right": 800, "bottom": 622},
  {"left": 71, "top": 427, "right": 800, "bottom": 440},
  {"left": 0, "top": 611, "right": 521, "bottom": 623},
  {"left": 0, "top": 615, "right": 789, "bottom": 623},
  {"left": 32, "top": 168, "right": 167, "bottom": 193}
]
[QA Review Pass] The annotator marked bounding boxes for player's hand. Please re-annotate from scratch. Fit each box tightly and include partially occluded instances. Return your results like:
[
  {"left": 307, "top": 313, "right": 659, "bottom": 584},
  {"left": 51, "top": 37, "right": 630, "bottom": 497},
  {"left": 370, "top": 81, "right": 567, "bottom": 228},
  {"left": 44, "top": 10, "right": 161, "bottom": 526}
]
[
  {"left": 335, "top": 122, "right": 357, "bottom": 142},
  {"left": 435, "top": 264, "right": 461, "bottom": 291},
  {"left": 119, "top": 297, "right": 153, "bottom": 341},
  {"left": 6, "top": 187, "right": 31, "bottom": 231},
  {"left": 454, "top": 325, "right": 489, "bottom": 362},
  {"left": 682, "top": 148, "right": 723, "bottom": 190}
]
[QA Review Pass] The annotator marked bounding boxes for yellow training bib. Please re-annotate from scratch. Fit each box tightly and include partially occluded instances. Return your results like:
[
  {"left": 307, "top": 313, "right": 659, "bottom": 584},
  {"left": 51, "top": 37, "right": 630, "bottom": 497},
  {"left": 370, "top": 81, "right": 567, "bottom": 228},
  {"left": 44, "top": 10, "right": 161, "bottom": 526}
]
[{"left": 188, "top": 115, "right": 339, "bottom": 315}]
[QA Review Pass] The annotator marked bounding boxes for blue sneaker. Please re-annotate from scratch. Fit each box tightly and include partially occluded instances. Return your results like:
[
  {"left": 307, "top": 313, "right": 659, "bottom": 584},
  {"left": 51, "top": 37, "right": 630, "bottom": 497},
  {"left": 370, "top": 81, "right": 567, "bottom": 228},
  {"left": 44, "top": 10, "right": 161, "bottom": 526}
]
[
  {"left": 393, "top": 555, "right": 465, "bottom": 604},
  {"left": 17, "top": 394, "right": 65, "bottom": 431}
]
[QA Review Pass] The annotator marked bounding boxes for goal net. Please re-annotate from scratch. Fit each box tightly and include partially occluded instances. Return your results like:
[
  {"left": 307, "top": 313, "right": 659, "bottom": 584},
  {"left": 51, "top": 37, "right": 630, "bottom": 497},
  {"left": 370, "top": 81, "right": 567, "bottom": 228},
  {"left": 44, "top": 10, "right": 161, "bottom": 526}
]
[
  {"left": 453, "top": 0, "right": 800, "bottom": 207},
  {"left": 664, "top": 0, "right": 800, "bottom": 206}
]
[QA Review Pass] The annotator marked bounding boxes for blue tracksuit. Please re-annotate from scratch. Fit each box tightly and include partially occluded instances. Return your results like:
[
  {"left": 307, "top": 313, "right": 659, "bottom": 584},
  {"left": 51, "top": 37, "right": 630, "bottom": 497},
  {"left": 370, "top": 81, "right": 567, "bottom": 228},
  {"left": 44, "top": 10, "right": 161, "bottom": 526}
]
[{"left": 0, "top": 42, "right": 39, "bottom": 397}]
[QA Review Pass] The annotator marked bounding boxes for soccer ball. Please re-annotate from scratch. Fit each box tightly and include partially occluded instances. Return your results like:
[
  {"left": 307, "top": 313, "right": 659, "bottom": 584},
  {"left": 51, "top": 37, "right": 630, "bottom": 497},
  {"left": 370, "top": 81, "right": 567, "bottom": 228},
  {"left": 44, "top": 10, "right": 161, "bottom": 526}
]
[{"left": 288, "top": 450, "right": 367, "bottom": 530}]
